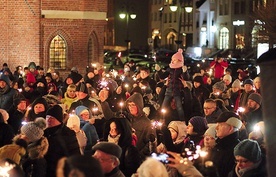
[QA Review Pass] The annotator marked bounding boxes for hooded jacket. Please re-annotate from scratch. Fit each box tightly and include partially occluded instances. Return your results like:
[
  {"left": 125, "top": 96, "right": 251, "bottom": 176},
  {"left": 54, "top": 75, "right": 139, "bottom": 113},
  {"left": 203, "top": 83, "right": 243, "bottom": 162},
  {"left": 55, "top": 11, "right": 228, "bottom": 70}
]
[
  {"left": 0, "top": 74, "right": 16, "bottom": 110},
  {"left": 125, "top": 93, "right": 154, "bottom": 157}
]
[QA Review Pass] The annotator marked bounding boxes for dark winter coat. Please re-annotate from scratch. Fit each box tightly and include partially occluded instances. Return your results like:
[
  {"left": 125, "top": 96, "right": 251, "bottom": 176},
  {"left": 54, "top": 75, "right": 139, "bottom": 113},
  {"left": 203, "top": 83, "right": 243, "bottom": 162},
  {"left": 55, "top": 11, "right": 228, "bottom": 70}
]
[
  {"left": 103, "top": 118, "right": 141, "bottom": 177},
  {"left": 211, "top": 131, "right": 240, "bottom": 177},
  {"left": 44, "top": 124, "right": 81, "bottom": 177},
  {"left": 125, "top": 93, "right": 155, "bottom": 158}
]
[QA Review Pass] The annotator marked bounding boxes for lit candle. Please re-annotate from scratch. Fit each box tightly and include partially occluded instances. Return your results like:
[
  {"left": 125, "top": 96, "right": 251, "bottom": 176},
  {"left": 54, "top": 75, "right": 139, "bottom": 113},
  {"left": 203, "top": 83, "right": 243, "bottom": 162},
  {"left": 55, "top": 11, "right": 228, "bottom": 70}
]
[
  {"left": 124, "top": 84, "right": 129, "bottom": 92},
  {"left": 161, "top": 108, "right": 166, "bottom": 120},
  {"left": 119, "top": 101, "right": 124, "bottom": 114}
]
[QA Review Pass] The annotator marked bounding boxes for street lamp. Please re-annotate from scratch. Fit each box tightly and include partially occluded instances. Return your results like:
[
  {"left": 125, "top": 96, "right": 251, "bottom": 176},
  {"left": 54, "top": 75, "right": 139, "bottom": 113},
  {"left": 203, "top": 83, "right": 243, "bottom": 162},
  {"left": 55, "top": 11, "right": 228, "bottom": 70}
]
[
  {"left": 119, "top": 5, "right": 136, "bottom": 57},
  {"left": 170, "top": 0, "right": 193, "bottom": 49}
]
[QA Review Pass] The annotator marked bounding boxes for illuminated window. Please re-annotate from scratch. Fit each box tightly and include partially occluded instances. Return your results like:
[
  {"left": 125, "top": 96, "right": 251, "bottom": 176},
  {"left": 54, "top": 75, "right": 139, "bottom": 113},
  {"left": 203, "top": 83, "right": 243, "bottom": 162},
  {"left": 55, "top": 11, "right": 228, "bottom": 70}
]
[
  {"left": 88, "top": 37, "right": 94, "bottom": 64},
  {"left": 219, "top": 27, "right": 229, "bottom": 49},
  {"left": 49, "top": 35, "right": 66, "bottom": 69}
]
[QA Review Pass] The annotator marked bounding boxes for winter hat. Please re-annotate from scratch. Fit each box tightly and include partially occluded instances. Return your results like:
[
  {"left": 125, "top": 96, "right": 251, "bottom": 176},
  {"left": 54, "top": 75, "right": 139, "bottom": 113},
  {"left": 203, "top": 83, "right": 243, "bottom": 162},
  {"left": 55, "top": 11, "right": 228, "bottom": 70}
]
[
  {"left": 66, "top": 114, "right": 80, "bottom": 129},
  {"left": 193, "top": 75, "right": 204, "bottom": 85},
  {"left": 234, "top": 139, "right": 261, "bottom": 162},
  {"left": 76, "top": 82, "right": 88, "bottom": 94},
  {"left": 243, "top": 79, "right": 254, "bottom": 86},
  {"left": 21, "top": 118, "right": 47, "bottom": 142},
  {"left": 168, "top": 121, "right": 180, "bottom": 133},
  {"left": 189, "top": 116, "right": 208, "bottom": 135},
  {"left": 71, "top": 67, "right": 78, "bottom": 73},
  {"left": 28, "top": 62, "right": 37, "bottom": 69},
  {"left": 92, "top": 142, "right": 122, "bottom": 159},
  {"left": 248, "top": 93, "right": 262, "bottom": 105},
  {"left": 223, "top": 74, "right": 232, "bottom": 83},
  {"left": 13, "top": 94, "right": 26, "bottom": 107},
  {"left": 232, "top": 79, "right": 241, "bottom": 89},
  {"left": 69, "top": 72, "right": 83, "bottom": 84},
  {"left": 0, "top": 109, "right": 9, "bottom": 122},
  {"left": 75, "top": 105, "right": 91, "bottom": 118},
  {"left": 169, "top": 48, "right": 184, "bottom": 69},
  {"left": 216, "top": 111, "right": 242, "bottom": 129},
  {"left": 204, "top": 125, "right": 217, "bottom": 139},
  {"left": 0, "top": 74, "right": 11, "bottom": 85},
  {"left": 212, "top": 81, "right": 227, "bottom": 92},
  {"left": 80, "top": 109, "right": 89, "bottom": 115},
  {"left": 46, "top": 105, "right": 64, "bottom": 123}
]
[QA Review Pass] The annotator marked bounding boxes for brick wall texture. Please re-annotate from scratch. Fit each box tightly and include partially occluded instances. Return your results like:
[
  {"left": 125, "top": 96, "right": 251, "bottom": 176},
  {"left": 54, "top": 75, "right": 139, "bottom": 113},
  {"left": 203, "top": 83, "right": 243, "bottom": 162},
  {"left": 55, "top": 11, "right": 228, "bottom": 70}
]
[{"left": 0, "top": 0, "right": 107, "bottom": 76}]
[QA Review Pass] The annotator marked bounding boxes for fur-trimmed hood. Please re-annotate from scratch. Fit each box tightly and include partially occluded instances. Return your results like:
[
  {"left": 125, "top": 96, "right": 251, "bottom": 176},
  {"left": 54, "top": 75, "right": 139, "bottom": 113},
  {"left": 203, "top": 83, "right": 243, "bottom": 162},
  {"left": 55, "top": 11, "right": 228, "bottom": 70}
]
[{"left": 27, "top": 136, "right": 49, "bottom": 159}]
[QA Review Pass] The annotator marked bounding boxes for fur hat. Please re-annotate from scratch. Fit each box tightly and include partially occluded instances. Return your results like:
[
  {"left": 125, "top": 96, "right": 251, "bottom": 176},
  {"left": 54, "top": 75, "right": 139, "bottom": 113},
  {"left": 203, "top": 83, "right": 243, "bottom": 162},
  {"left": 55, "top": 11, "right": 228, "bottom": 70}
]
[
  {"left": 92, "top": 142, "right": 122, "bottom": 159},
  {"left": 223, "top": 74, "right": 232, "bottom": 83},
  {"left": 232, "top": 79, "right": 241, "bottom": 89},
  {"left": 243, "top": 79, "right": 254, "bottom": 86},
  {"left": 213, "top": 81, "right": 227, "bottom": 92},
  {"left": 46, "top": 105, "right": 64, "bottom": 123},
  {"left": 66, "top": 114, "right": 80, "bottom": 129},
  {"left": 248, "top": 93, "right": 262, "bottom": 105},
  {"left": 189, "top": 116, "right": 208, "bottom": 135},
  {"left": 169, "top": 48, "right": 184, "bottom": 69},
  {"left": 204, "top": 125, "right": 217, "bottom": 139},
  {"left": 234, "top": 139, "right": 261, "bottom": 162},
  {"left": 21, "top": 118, "right": 46, "bottom": 142}
]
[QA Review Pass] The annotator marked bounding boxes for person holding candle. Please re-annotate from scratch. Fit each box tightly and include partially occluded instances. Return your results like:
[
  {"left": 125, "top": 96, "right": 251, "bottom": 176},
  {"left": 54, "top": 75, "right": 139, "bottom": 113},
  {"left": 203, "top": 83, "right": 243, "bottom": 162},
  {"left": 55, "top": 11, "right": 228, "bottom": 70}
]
[{"left": 75, "top": 105, "right": 99, "bottom": 155}]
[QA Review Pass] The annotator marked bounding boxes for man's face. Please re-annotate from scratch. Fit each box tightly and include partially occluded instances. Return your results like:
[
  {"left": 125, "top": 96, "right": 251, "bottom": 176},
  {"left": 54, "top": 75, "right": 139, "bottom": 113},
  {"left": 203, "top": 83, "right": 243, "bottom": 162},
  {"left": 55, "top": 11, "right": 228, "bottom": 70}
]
[
  {"left": 244, "top": 84, "right": 253, "bottom": 92},
  {"left": 216, "top": 122, "right": 232, "bottom": 139},
  {"left": 247, "top": 99, "right": 259, "bottom": 111},
  {"left": 93, "top": 150, "right": 117, "bottom": 174},
  {"left": 17, "top": 101, "right": 27, "bottom": 111},
  {"left": 46, "top": 115, "right": 61, "bottom": 128},
  {"left": 203, "top": 102, "right": 216, "bottom": 116},
  {"left": 0, "top": 80, "right": 7, "bottom": 89},
  {"left": 140, "top": 70, "right": 149, "bottom": 79},
  {"left": 128, "top": 102, "right": 138, "bottom": 116}
]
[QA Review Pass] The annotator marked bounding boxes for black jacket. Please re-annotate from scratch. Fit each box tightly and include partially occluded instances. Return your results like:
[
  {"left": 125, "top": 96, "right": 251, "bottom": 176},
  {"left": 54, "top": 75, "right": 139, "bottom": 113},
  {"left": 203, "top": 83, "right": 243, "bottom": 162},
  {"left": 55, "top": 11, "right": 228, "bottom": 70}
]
[
  {"left": 211, "top": 131, "right": 240, "bottom": 177},
  {"left": 44, "top": 124, "right": 81, "bottom": 177}
]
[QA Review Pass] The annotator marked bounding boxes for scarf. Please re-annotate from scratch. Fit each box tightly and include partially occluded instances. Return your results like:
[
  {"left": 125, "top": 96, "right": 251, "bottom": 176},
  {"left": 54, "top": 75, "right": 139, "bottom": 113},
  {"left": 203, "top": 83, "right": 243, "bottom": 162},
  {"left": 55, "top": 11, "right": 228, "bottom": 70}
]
[{"left": 108, "top": 134, "right": 121, "bottom": 144}]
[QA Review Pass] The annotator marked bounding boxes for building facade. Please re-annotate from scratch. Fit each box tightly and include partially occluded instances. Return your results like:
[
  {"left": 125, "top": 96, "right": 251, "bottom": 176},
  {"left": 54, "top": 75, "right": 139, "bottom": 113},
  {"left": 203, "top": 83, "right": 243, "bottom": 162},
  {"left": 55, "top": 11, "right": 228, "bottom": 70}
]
[
  {"left": 150, "top": 0, "right": 271, "bottom": 58},
  {"left": 0, "top": 0, "right": 107, "bottom": 76}
]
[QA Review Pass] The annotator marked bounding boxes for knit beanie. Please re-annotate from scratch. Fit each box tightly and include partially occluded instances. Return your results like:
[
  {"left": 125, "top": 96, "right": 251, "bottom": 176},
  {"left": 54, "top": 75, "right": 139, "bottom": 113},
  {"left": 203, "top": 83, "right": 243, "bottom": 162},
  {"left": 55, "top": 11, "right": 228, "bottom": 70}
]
[
  {"left": 76, "top": 82, "right": 88, "bottom": 94},
  {"left": 243, "top": 79, "right": 254, "bottom": 86},
  {"left": 248, "top": 93, "right": 262, "bottom": 105},
  {"left": 189, "top": 116, "right": 208, "bottom": 135},
  {"left": 234, "top": 139, "right": 261, "bottom": 162},
  {"left": 169, "top": 48, "right": 184, "bottom": 69},
  {"left": 223, "top": 74, "right": 232, "bottom": 83},
  {"left": 46, "top": 105, "right": 64, "bottom": 123},
  {"left": 204, "top": 125, "right": 216, "bottom": 139},
  {"left": 21, "top": 118, "right": 46, "bottom": 142},
  {"left": 92, "top": 142, "right": 122, "bottom": 159},
  {"left": 213, "top": 81, "right": 227, "bottom": 92},
  {"left": 66, "top": 114, "right": 80, "bottom": 129},
  {"left": 0, "top": 74, "right": 11, "bottom": 85},
  {"left": 193, "top": 75, "right": 204, "bottom": 85},
  {"left": 232, "top": 79, "right": 241, "bottom": 89}
]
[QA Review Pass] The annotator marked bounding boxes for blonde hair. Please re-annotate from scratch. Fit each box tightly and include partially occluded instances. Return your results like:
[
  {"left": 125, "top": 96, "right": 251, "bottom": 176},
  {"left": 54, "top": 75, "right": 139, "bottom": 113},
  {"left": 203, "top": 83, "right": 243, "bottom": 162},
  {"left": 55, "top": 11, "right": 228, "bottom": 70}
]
[{"left": 67, "top": 84, "right": 76, "bottom": 91}]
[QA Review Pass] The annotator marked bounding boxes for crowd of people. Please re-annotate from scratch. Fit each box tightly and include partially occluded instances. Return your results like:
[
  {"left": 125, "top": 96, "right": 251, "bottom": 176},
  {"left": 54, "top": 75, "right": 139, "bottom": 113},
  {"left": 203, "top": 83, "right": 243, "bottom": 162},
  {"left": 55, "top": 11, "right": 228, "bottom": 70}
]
[{"left": 0, "top": 49, "right": 266, "bottom": 177}]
